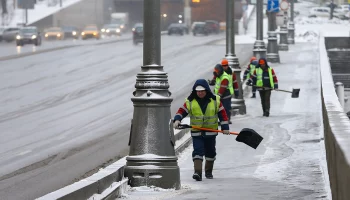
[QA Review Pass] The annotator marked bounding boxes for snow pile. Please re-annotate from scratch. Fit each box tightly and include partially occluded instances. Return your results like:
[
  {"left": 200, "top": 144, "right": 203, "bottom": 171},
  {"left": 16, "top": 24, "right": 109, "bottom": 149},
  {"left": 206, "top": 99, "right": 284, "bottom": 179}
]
[
  {"left": 295, "top": 16, "right": 350, "bottom": 25},
  {"left": 121, "top": 185, "right": 192, "bottom": 199},
  {"left": 294, "top": 16, "right": 350, "bottom": 42}
]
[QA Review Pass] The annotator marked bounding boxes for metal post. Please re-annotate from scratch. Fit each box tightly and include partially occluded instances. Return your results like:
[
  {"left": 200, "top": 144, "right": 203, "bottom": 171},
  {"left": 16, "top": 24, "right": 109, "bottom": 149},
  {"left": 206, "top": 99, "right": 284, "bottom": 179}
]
[
  {"left": 336, "top": 82, "right": 345, "bottom": 110},
  {"left": 278, "top": 11, "right": 289, "bottom": 51},
  {"left": 266, "top": 12, "right": 280, "bottom": 63},
  {"left": 184, "top": 0, "right": 191, "bottom": 32},
  {"left": 253, "top": 0, "right": 266, "bottom": 59},
  {"left": 25, "top": 8, "right": 28, "bottom": 25},
  {"left": 225, "top": 0, "right": 246, "bottom": 115},
  {"left": 287, "top": 0, "right": 295, "bottom": 44},
  {"left": 124, "top": 0, "right": 181, "bottom": 189}
]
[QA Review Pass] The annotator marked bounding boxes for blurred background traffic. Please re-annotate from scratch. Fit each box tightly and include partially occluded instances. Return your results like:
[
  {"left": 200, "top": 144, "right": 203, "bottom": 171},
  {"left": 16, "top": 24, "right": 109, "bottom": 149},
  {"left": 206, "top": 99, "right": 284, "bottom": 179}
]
[{"left": 0, "top": 0, "right": 348, "bottom": 47}]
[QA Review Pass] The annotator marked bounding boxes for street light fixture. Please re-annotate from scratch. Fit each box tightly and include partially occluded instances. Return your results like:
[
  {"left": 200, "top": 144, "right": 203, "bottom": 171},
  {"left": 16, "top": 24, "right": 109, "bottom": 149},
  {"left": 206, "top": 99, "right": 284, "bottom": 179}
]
[
  {"left": 287, "top": 0, "right": 295, "bottom": 44},
  {"left": 252, "top": 0, "right": 267, "bottom": 59},
  {"left": 124, "top": 0, "right": 181, "bottom": 190},
  {"left": 225, "top": 0, "right": 246, "bottom": 115}
]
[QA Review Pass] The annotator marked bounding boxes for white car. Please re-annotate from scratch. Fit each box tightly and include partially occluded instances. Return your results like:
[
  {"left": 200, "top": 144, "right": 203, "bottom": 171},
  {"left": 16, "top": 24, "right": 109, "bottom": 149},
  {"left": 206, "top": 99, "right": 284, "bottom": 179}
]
[
  {"left": 339, "top": 4, "right": 349, "bottom": 13},
  {"left": 309, "top": 7, "right": 348, "bottom": 20}
]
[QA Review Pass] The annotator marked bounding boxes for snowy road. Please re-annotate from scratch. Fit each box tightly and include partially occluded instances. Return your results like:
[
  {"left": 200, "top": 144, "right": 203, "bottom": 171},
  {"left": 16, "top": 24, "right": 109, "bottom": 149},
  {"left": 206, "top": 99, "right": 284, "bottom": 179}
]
[
  {"left": 0, "top": 33, "right": 132, "bottom": 60},
  {"left": 0, "top": 33, "right": 253, "bottom": 199}
]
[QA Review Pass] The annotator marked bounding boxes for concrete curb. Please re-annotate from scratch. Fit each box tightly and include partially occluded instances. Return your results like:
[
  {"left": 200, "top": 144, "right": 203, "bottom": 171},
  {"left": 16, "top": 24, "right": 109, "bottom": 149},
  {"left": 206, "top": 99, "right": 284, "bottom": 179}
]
[{"left": 36, "top": 119, "right": 191, "bottom": 200}]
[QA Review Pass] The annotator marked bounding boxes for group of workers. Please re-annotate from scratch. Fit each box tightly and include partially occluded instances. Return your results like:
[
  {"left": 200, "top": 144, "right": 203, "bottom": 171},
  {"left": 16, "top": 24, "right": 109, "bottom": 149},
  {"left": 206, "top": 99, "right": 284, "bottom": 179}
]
[{"left": 173, "top": 56, "right": 279, "bottom": 181}]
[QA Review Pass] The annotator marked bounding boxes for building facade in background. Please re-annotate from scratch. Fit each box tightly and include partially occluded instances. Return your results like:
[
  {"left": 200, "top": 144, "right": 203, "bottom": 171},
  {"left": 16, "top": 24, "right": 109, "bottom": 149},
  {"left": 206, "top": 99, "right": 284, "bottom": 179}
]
[{"left": 31, "top": 0, "right": 244, "bottom": 32}]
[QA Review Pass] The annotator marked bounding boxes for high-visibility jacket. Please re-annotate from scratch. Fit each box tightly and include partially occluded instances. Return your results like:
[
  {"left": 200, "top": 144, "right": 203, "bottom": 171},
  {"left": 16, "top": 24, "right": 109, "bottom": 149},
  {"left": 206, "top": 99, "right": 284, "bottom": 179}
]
[
  {"left": 185, "top": 95, "right": 220, "bottom": 136},
  {"left": 214, "top": 72, "right": 233, "bottom": 95},
  {"left": 247, "top": 64, "right": 256, "bottom": 79},
  {"left": 256, "top": 67, "right": 275, "bottom": 88}
]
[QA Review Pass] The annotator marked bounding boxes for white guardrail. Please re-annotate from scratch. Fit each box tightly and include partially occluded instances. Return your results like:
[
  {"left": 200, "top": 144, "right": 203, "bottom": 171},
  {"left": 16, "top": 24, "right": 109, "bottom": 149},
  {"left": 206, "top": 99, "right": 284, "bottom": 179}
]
[{"left": 36, "top": 118, "right": 191, "bottom": 200}]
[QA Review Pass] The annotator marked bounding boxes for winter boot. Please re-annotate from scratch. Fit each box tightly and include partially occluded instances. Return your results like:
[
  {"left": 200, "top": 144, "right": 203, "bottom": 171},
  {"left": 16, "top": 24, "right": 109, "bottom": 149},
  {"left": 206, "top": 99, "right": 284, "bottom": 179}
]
[
  {"left": 251, "top": 93, "right": 256, "bottom": 98},
  {"left": 193, "top": 159, "right": 202, "bottom": 181},
  {"left": 205, "top": 160, "right": 214, "bottom": 179},
  {"left": 265, "top": 110, "right": 270, "bottom": 117}
]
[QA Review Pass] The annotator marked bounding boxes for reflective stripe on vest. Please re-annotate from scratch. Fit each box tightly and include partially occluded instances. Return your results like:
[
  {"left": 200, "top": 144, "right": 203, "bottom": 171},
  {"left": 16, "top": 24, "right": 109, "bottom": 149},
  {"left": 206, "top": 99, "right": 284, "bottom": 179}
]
[
  {"left": 214, "top": 71, "right": 233, "bottom": 95},
  {"left": 185, "top": 95, "right": 221, "bottom": 133},
  {"left": 246, "top": 64, "right": 256, "bottom": 79},
  {"left": 256, "top": 67, "right": 274, "bottom": 88}
]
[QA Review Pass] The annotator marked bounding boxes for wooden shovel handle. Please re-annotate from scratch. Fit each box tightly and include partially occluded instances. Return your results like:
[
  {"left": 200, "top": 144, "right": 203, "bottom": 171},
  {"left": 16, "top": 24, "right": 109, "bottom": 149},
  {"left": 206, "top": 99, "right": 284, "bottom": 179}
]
[{"left": 191, "top": 126, "right": 239, "bottom": 135}]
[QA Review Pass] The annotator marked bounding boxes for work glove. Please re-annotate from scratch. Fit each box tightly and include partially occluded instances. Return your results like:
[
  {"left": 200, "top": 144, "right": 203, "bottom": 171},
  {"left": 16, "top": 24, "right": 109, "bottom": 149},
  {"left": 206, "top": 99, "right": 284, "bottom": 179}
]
[
  {"left": 173, "top": 120, "right": 181, "bottom": 129},
  {"left": 222, "top": 130, "right": 230, "bottom": 135},
  {"left": 208, "top": 79, "right": 215, "bottom": 86}
]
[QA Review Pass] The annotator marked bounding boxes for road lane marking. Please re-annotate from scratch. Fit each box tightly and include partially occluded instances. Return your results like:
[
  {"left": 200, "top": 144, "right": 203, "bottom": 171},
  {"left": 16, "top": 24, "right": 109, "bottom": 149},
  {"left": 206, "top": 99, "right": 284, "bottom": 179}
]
[{"left": 17, "top": 150, "right": 32, "bottom": 156}]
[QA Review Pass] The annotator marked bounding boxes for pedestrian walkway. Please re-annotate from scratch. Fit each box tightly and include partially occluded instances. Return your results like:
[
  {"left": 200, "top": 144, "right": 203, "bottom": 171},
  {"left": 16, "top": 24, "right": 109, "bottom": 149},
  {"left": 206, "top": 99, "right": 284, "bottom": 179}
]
[{"left": 122, "top": 41, "right": 330, "bottom": 200}]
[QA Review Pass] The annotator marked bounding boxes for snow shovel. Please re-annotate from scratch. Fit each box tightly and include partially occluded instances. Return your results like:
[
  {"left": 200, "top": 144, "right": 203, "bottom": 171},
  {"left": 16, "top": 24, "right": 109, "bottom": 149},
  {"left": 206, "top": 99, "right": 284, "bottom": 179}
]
[
  {"left": 177, "top": 124, "right": 263, "bottom": 149},
  {"left": 252, "top": 85, "right": 300, "bottom": 98}
]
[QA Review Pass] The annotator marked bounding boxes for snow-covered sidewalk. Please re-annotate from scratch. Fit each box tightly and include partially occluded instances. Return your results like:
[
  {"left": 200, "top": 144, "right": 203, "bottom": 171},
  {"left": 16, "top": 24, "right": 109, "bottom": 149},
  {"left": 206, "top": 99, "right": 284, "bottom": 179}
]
[{"left": 121, "top": 41, "right": 331, "bottom": 200}]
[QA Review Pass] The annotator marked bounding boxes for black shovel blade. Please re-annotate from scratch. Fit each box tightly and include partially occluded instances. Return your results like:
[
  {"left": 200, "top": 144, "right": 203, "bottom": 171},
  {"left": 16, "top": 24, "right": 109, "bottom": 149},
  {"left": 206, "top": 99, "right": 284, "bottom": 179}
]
[
  {"left": 236, "top": 128, "right": 263, "bottom": 149},
  {"left": 291, "top": 88, "right": 300, "bottom": 98}
]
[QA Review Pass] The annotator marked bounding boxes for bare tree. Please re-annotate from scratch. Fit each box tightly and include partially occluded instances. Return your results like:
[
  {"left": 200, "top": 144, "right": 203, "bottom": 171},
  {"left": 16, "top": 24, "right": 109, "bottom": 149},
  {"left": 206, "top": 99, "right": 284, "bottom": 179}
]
[{"left": 1, "top": 0, "right": 7, "bottom": 14}]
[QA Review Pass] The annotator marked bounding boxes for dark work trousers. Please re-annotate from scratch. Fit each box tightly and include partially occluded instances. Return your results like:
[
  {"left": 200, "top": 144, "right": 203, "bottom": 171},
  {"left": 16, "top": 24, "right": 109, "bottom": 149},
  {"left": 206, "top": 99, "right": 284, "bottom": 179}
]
[
  {"left": 221, "top": 97, "right": 232, "bottom": 120},
  {"left": 252, "top": 86, "right": 257, "bottom": 94},
  {"left": 258, "top": 89, "right": 271, "bottom": 113},
  {"left": 192, "top": 135, "right": 217, "bottom": 161}
]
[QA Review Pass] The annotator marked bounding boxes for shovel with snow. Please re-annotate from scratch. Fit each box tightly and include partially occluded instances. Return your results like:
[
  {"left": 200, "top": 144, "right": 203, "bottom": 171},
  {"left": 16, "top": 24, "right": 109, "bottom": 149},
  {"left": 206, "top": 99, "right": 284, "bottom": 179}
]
[
  {"left": 251, "top": 85, "right": 300, "bottom": 98},
  {"left": 177, "top": 124, "right": 263, "bottom": 149}
]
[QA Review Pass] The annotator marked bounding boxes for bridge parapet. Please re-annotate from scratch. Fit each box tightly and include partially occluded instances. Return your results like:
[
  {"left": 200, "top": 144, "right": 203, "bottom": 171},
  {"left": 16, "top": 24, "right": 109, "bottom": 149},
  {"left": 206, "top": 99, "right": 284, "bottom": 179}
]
[{"left": 320, "top": 36, "right": 350, "bottom": 200}]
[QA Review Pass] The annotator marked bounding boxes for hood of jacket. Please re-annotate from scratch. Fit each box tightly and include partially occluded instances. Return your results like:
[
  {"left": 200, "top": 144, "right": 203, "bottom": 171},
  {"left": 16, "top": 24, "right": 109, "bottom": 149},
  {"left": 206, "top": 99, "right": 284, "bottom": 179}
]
[
  {"left": 214, "top": 64, "right": 224, "bottom": 77},
  {"left": 257, "top": 58, "right": 270, "bottom": 69},
  {"left": 188, "top": 79, "right": 216, "bottom": 101}
]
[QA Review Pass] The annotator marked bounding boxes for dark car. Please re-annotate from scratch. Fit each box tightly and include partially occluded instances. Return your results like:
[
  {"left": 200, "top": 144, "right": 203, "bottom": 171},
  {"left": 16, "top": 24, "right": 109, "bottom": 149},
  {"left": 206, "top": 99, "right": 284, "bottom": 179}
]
[
  {"left": 167, "top": 23, "right": 188, "bottom": 36},
  {"left": 205, "top": 20, "right": 220, "bottom": 34},
  {"left": 62, "top": 26, "right": 79, "bottom": 39},
  {"left": 192, "top": 22, "right": 209, "bottom": 36},
  {"left": 2, "top": 27, "right": 20, "bottom": 42},
  {"left": 16, "top": 26, "right": 41, "bottom": 46},
  {"left": 132, "top": 23, "right": 143, "bottom": 45}
]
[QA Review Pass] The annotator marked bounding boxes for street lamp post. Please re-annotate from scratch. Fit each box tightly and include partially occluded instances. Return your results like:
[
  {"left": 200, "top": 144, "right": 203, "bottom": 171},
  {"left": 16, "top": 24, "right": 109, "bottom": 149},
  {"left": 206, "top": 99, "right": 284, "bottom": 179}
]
[
  {"left": 226, "top": 0, "right": 246, "bottom": 115},
  {"left": 184, "top": 0, "right": 191, "bottom": 32},
  {"left": 278, "top": 11, "right": 289, "bottom": 51},
  {"left": 124, "top": 0, "right": 181, "bottom": 189},
  {"left": 266, "top": 11, "right": 280, "bottom": 63},
  {"left": 287, "top": 0, "right": 295, "bottom": 44},
  {"left": 252, "top": 0, "right": 267, "bottom": 59}
]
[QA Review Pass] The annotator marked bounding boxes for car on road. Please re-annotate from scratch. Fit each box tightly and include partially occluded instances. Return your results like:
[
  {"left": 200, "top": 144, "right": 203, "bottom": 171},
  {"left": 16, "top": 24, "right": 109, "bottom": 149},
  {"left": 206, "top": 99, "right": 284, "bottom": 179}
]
[
  {"left": 62, "top": 26, "right": 79, "bottom": 39},
  {"left": 308, "top": 7, "right": 349, "bottom": 20},
  {"left": 205, "top": 20, "right": 220, "bottom": 34},
  {"left": 339, "top": 4, "right": 349, "bottom": 13},
  {"left": 15, "top": 26, "right": 42, "bottom": 46},
  {"left": 132, "top": 23, "right": 143, "bottom": 45},
  {"left": 192, "top": 22, "right": 209, "bottom": 36},
  {"left": 81, "top": 25, "right": 100, "bottom": 40},
  {"left": 2, "top": 27, "right": 20, "bottom": 42},
  {"left": 44, "top": 27, "right": 64, "bottom": 40},
  {"left": 0, "top": 27, "right": 6, "bottom": 41},
  {"left": 101, "top": 24, "right": 121, "bottom": 36},
  {"left": 167, "top": 23, "right": 189, "bottom": 36}
]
